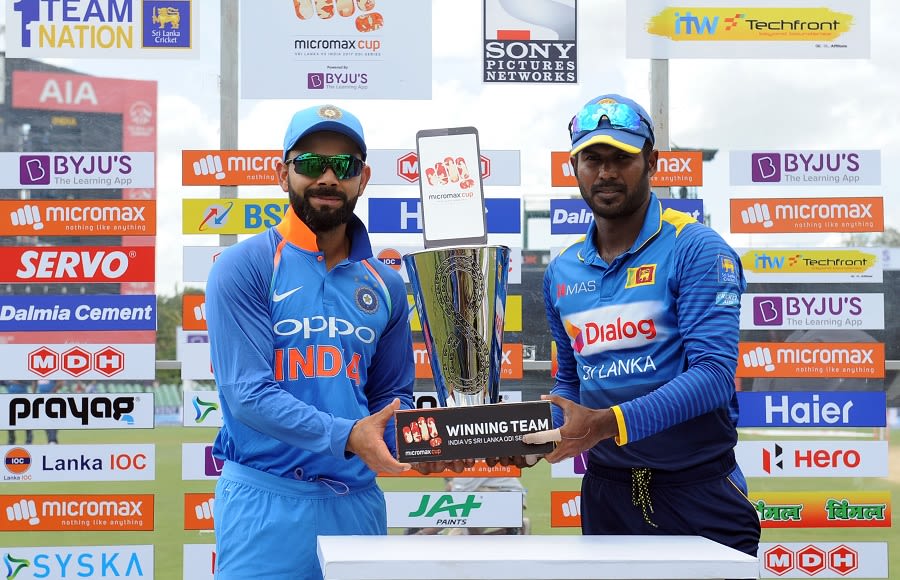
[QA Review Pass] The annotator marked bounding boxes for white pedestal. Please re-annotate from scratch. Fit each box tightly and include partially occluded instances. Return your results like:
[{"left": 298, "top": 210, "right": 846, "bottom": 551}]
[{"left": 317, "top": 535, "right": 758, "bottom": 579}]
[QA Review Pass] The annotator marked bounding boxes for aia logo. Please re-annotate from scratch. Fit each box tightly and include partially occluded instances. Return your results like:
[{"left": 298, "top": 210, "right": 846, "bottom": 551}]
[{"left": 762, "top": 444, "right": 783, "bottom": 474}]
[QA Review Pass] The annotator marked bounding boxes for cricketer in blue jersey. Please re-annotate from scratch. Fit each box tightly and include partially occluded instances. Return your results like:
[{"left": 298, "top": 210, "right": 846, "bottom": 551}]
[
  {"left": 206, "top": 104, "right": 416, "bottom": 579},
  {"left": 525, "top": 94, "right": 760, "bottom": 556}
]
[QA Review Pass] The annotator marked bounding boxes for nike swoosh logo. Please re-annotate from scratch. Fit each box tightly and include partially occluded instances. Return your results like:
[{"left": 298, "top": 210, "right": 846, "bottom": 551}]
[{"left": 273, "top": 286, "right": 303, "bottom": 302}]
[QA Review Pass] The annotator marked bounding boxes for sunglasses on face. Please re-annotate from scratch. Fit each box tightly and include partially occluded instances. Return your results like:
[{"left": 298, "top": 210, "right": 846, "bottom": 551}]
[
  {"left": 569, "top": 102, "right": 649, "bottom": 137},
  {"left": 287, "top": 153, "right": 365, "bottom": 180}
]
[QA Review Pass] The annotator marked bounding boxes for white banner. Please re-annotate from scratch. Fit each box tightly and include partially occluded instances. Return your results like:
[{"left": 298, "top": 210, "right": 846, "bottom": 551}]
[
  {"left": 182, "top": 390, "right": 223, "bottom": 428},
  {"left": 182, "top": 443, "right": 222, "bottom": 480},
  {"left": 0, "top": 545, "right": 154, "bottom": 579},
  {"left": 240, "top": 0, "right": 431, "bottom": 99},
  {"left": 1, "top": 444, "right": 155, "bottom": 482},
  {"left": 385, "top": 491, "right": 522, "bottom": 528},
  {"left": 729, "top": 150, "right": 881, "bottom": 186},
  {"left": 759, "top": 542, "right": 887, "bottom": 578},
  {"left": 0, "top": 393, "right": 155, "bottom": 430},
  {"left": 738, "top": 248, "right": 883, "bottom": 284},
  {"left": 740, "top": 293, "right": 884, "bottom": 330},
  {"left": 182, "top": 246, "right": 225, "bottom": 283},
  {"left": 366, "top": 149, "right": 521, "bottom": 186},
  {"left": 0, "top": 152, "right": 155, "bottom": 189},
  {"left": 736, "top": 440, "right": 887, "bottom": 477},
  {"left": 1, "top": 344, "right": 156, "bottom": 380},
  {"left": 627, "top": 0, "right": 870, "bottom": 59},
  {"left": 180, "top": 341, "right": 213, "bottom": 381},
  {"left": 183, "top": 544, "right": 216, "bottom": 580}
]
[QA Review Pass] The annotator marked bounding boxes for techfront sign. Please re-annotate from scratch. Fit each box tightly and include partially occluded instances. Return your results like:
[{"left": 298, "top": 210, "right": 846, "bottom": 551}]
[
  {"left": 736, "top": 392, "right": 886, "bottom": 428},
  {"left": 739, "top": 293, "right": 884, "bottom": 330},
  {"left": 737, "top": 342, "right": 885, "bottom": 379},
  {"left": 550, "top": 150, "right": 704, "bottom": 187},
  {"left": 182, "top": 390, "right": 222, "bottom": 428},
  {"left": 182, "top": 150, "right": 281, "bottom": 185},
  {"left": 0, "top": 295, "right": 157, "bottom": 332},
  {"left": 738, "top": 248, "right": 882, "bottom": 283},
  {"left": 1, "top": 393, "right": 155, "bottom": 429},
  {"left": 5, "top": 0, "right": 194, "bottom": 57},
  {"left": 736, "top": 440, "right": 887, "bottom": 478},
  {"left": 385, "top": 491, "right": 523, "bottom": 528},
  {"left": 0, "top": 246, "right": 155, "bottom": 284},
  {"left": 3, "top": 344, "right": 156, "bottom": 380},
  {"left": 0, "top": 545, "right": 154, "bottom": 579},
  {"left": 483, "top": 0, "right": 576, "bottom": 83},
  {"left": 182, "top": 198, "right": 289, "bottom": 235},
  {"left": 759, "top": 542, "right": 887, "bottom": 578},
  {"left": 0, "top": 494, "right": 154, "bottom": 531},
  {"left": 0, "top": 200, "right": 156, "bottom": 236},
  {"left": 627, "top": 0, "right": 870, "bottom": 59},
  {"left": 366, "top": 149, "right": 521, "bottom": 186},
  {"left": 731, "top": 197, "right": 884, "bottom": 233},
  {"left": 2, "top": 444, "right": 155, "bottom": 482},
  {"left": 752, "top": 491, "right": 890, "bottom": 529},
  {"left": 730, "top": 150, "right": 881, "bottom": 186},
  {"left": 0, "top": 152, "right": 154, "bottom": 189}
]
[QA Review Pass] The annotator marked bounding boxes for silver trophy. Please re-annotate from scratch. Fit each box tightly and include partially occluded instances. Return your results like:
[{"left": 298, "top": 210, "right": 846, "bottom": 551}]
[{"left": 404, "top": 245, "right": 510, "bottom": 408}]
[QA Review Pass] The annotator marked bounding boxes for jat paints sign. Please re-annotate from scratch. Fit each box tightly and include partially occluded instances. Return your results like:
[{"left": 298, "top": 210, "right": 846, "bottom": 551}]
[
  {"left": 5, "top": 0, "right": 194, "bottom": 58},
  {"left": 0, "top": 152, "right": 155, "bottom": 189}
]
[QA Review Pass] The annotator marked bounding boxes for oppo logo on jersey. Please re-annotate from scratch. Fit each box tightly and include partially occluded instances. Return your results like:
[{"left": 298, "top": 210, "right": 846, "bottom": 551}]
[
  {"left": 583, "top": 317, "right": 657, "bottom": 345},
  {"left": 273, "top": 315, "right": 376, "bottom": 344}
]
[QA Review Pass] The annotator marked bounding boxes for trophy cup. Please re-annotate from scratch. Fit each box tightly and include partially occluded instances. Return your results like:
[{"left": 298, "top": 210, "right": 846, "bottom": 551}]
[{"left": 393, "top": 127, "right": 554, "bottom": 462}]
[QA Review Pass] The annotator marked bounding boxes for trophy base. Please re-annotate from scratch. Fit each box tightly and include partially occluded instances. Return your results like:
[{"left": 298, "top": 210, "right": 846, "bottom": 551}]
[{"left": 394, "top": 401, "right": 555, "bottom": 463}]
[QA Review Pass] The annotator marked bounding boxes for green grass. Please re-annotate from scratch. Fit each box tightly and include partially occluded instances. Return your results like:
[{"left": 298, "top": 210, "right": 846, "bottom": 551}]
[{"left": 4, "top": 427, "right": 896, "bottom": 579}]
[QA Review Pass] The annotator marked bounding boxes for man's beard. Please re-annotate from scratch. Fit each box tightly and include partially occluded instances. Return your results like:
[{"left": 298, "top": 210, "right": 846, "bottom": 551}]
[{"left": 289, "top": 184, "right": 357, "bottom": 233}]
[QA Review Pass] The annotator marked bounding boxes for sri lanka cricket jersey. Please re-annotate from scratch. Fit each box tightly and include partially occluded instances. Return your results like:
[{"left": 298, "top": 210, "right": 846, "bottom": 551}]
[
  {"left": 206, "top": 208, "right": 414, "bottom": 487},
  {"left": 544, "top": 193, "right": 746, "bottom": 471}
]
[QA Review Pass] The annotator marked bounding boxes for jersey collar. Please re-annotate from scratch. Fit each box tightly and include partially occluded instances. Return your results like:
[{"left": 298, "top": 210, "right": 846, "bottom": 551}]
[
  {"left": 276, "top": 205, "right": 374, "bottom": 261},
  {"left": 578, "top": 192, "right": 662, "bottom": 264}
]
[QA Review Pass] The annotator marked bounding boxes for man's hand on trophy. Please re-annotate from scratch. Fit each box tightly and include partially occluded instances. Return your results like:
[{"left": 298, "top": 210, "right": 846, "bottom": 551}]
[
  {"left": 347, "top": 398, "right": 412, "bottom": 474},
  {"left": 410, "top": 459, "right": 475, "bottom": 475},
  {"left": 522, "top": 394, "right": 618, "bottom": 464}
]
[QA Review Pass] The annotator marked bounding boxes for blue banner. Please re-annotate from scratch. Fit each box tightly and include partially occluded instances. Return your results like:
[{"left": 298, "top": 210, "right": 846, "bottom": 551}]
[
  {"left": 737, "top": 391, "right": 886, "bottom": 428},
  {"left": 0, "top": 295, "right": 157, "bottom": 331},
  {"left": 367, "top": 198, "right": 521, "bottom": 234},
  {"left": 550, "top": 197, "right": 705, "bottom": 235}
]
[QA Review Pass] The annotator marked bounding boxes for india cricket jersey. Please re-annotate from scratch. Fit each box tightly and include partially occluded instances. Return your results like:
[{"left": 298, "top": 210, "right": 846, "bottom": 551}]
[{"left": 544, "top": 194, "right": 746, "bottom": 471}]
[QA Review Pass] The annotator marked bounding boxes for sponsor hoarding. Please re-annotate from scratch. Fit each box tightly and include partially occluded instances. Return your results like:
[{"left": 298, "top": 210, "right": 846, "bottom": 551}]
[
  {"left": 183, "top": 544, "right": 216, "bottom": 580},
  {"left": 365, "top": 149, "right": 521, "bottom": 186},
  {"left": 739, "top": 293, "right": 884, "bottom": 330},
  {"left": 737, "top": 342, "right": 885, "bottom": 378},
  {"left": 627, "top": 0, "right": 870, "bottom": 59},
  {"left": 0, "top": 152, "right": 155, "bottom": 189},
  {"left": 0, "top": 494, "right": 154, "bottom": 531},
  {"left": 240, "top": 0, "right": 431, "bottom": 99},
  {"left": 367, "top": 197, "right": 521, "bottom": 234},
  {"left": 182, "top": 198, "right": 289, "bottom": 235},
  {"left": 1, "top": 393, "right": 155, "bottom": 430},
  {"left": 184, "top": 492, "right": 216, "bottom": 530},
  {"left": 550, "top": 490, "right": 582, "bottom": 527},
  {"left": 182, "top": 150, "right": 281, "bottom": 185},
  {"left": 0, "top": 246, "right": 156, "bottom": 284},
  {"left": 378, "top": 460, "right": 521, "bottom": 479},
  {"left": 738, "top": 248, "right": 883, "bottom": 283},
  {"left": 550, "top": 198, "right": 704, "bottom": 235},
  {"left": 736, "top": 391, "right": 886, "bottom": 427},
  {"left": 182, "top": 294, "right": 206, "bottom": 331},
  {"left": 730, "top": 150, "right": 881, "bottom": 186},
  {"left": 183, "top": 246, "right": 225, "bottom": 283},
  {"left": 182, "top": 390, "right": 222, "bottom": 428},
  {"left": 759, "top": 542, "right": 887, "bottom": 578},
  {"left": 752, "top": 491, "right": 890, "bottom": 528},
  {"left": 386, "top": 491, "right": 523, "bottom": 528},
  {"left": 373, "top": 245, "right": 523, "bottom": 285},
  {"left": 731, "top": 197, "right": 883, "bottom": 233},
  {"left": 2, "top": 444, "right": 155, "bottom": 482},
  {"left": 0, "top": 545, "right": 154, "bottom": 578},
  {"left": 550, "top": 452, "right": 589, "bottom": 478},
  {"left": 2, "top": 343, "right": 156, "bottom": 380},
  {"left": 180, "top": 341, "right": 213, "bottom": 380},
  {"left": 0, "top": 200, "right": 156, "bottom": 236},
  {"left": 0, "top": 295, "right": 157, "bottom": 332},
  {"left": 550, "top": 150, "right": 703, "bottom": 187},
  {"left": 182, "top": 443, "right": 222, "bottom": 480},
  {"left": 736, "top": 440, "right": 888, "bottom": 477}
]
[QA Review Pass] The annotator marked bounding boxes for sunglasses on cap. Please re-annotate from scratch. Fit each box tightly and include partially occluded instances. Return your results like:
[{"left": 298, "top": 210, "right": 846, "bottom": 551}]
[
  {"left": 569, "top": 102, "right": 650, "bottom": 137},
  {"left": 287, "top": 153, "right": 365, "bottom": 180}
]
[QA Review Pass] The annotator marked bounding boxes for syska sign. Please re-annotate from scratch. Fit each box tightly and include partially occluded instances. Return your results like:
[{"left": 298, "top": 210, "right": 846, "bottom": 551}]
[{"left": 5, "top": 0, "right": 194, "bottom": 58}]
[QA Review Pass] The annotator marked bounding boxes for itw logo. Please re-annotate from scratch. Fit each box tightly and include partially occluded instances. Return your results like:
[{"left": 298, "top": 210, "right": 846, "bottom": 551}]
[
  {"left": 673, "top": 11, "right": 745, "bottom": 35},
  {"left": 193, "top": 396, "right": 219, "bottom": 423},
  {"left": 4, "top": 553, "right": 30, "bottom": 580},
  {"left": 408, "top": 495, "right": 482, "bottom": 518}
]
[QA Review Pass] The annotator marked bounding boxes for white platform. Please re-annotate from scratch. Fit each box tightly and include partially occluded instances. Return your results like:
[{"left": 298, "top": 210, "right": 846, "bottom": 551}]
[{"left": 317, "top": 535, "right": 759, "bottom": 579}]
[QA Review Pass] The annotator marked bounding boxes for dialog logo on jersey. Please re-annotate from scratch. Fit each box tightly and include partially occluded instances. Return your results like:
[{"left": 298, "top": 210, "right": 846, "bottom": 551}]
[{"left": 563, "top": 302, "right": 661, "bottom": 355}]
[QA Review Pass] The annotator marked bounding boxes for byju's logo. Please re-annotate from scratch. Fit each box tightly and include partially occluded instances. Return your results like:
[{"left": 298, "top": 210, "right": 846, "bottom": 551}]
[
  {"left": 751, "top": 153, "right": 781, "bottom": 182},
  {"left": 204, "top": 446, "right": 223, "bottom": 476},
  {"left": 308, "top": 73, "right": 325, "bottom": 90},
  {"left": 20, "top": 156, "right": 51, "bottom": 186},
  {"left": 753, "top": 296, "right": 783, "bottom": 326}
]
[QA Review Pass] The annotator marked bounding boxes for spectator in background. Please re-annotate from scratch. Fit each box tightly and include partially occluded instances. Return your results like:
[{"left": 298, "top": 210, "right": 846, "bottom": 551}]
[
  {"left": 36, "top": 379, "right": 60, "bottom": 444},
  {"left": 6, "top": 381, "right": 33, "bottom": 445}
]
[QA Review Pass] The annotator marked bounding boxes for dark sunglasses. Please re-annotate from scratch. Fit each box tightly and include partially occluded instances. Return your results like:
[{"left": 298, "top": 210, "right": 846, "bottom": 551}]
[{"left": 287, "top": 153, "right": 365, "bottom": 180}]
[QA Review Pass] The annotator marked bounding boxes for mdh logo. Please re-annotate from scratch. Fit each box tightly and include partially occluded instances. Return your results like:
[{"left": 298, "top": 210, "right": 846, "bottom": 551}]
[
  {"left": 764, "top": 544, "right": 858, "bottom": 576},
  {"left": 28, "top": 346, "right": 125, "bottom": 378}
]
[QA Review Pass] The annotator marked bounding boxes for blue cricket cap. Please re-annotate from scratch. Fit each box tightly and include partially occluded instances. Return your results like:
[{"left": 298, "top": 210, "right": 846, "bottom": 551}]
[
  {"left": 569, "top": 94, "right": 655, "bottom": 156},
  {"left": 282, "top": 104, "right": 367, "bottom": 160}
]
